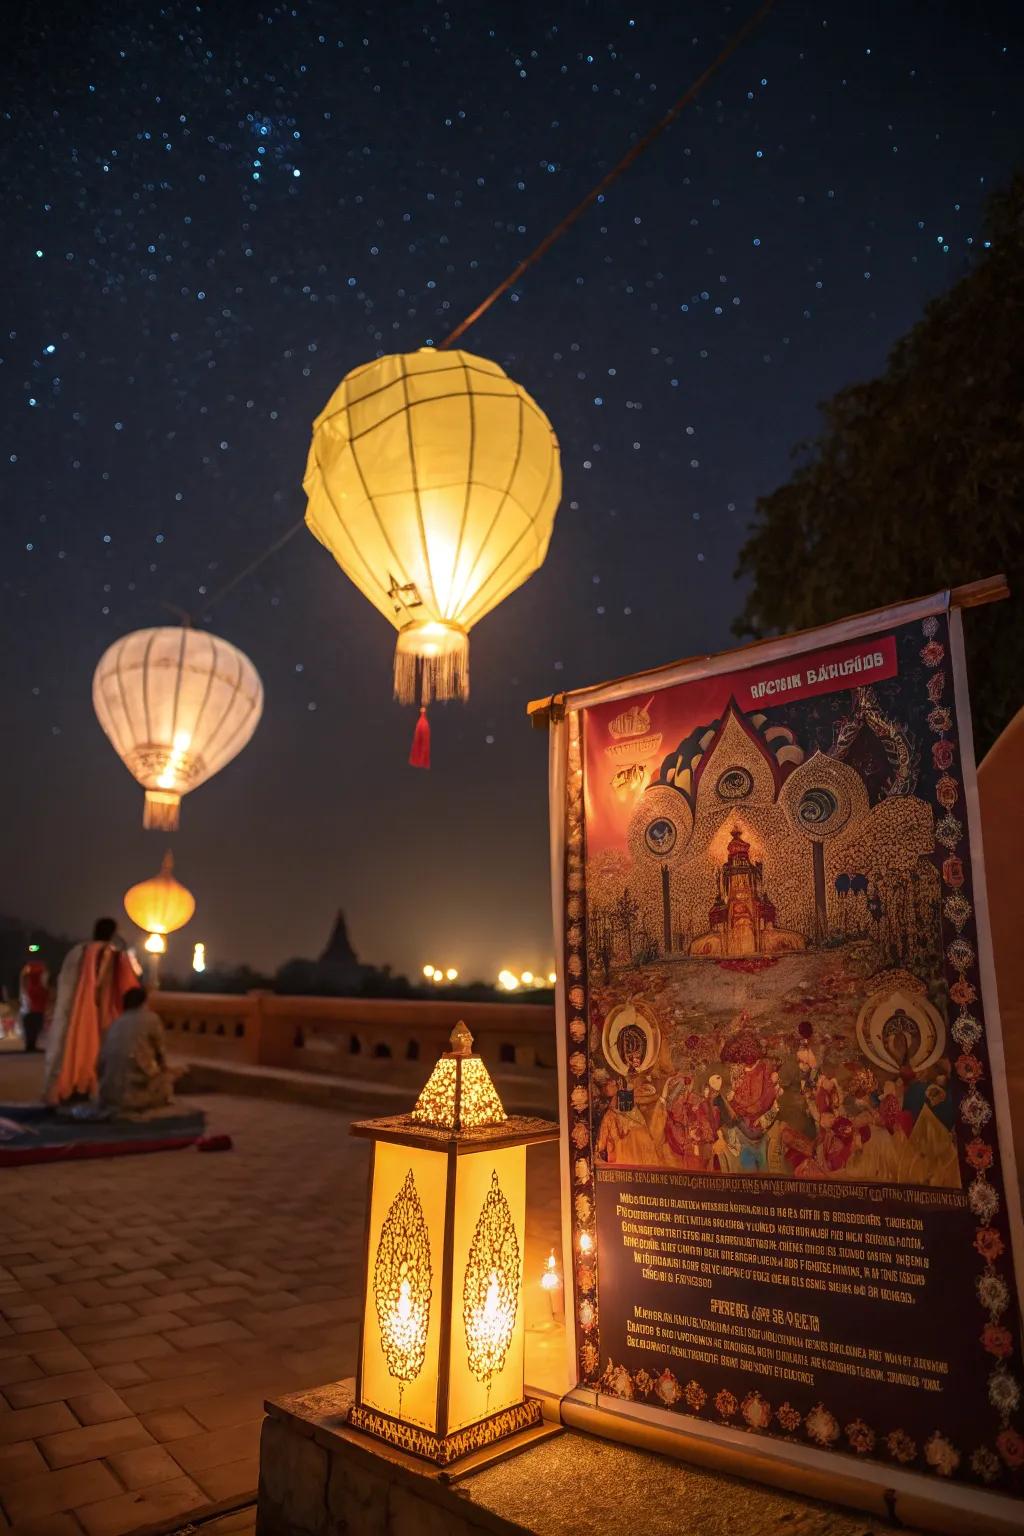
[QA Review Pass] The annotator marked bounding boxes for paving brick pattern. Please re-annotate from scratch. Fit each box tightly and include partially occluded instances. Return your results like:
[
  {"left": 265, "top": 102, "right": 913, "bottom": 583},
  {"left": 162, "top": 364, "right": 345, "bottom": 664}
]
[{"left": 0, "top": 1061, "right": 563, "bottom": 1535}]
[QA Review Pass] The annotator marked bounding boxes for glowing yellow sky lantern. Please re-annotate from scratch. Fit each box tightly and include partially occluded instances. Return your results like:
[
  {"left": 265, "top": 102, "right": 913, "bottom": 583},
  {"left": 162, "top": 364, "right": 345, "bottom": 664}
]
[
  {"left": 93, "top": 626, "right": 263, "bottom": 829},
  {"left": 303, "top": 347, "right": 561, "bottom": 766},
  {"left": 123, "top": 851, "right": 196, "bottom": 939},
  {"left": 348, "top": 1022, "right": 558, "bottom": 1468}
]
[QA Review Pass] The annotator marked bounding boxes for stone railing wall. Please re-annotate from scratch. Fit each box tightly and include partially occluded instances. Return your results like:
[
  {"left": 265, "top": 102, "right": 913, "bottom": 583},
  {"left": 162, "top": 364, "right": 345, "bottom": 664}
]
[{"left": 152, "top": 990, "right": 557, "bottom": 1076}]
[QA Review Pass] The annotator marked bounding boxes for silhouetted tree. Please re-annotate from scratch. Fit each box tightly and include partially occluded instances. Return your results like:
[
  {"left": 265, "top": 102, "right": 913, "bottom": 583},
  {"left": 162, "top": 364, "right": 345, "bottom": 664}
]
[{"left": 734, "top": 175, "right": 1024, "bottom": 754}]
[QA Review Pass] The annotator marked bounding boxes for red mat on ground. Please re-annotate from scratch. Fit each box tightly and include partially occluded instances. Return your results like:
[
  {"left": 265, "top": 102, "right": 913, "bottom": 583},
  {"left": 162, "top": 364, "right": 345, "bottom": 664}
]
[
  {"left": 0, "top": 1105, "right": 209, "bottom": 1167},
  {"left": 0, "top": 1133, "right": 202, "bottom": 1167}
]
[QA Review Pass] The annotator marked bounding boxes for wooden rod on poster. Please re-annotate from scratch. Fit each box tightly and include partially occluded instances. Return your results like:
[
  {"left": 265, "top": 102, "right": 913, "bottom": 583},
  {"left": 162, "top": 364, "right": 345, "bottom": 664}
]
[
  {"left": 952, "top": 573, "right": 1010, "bottom": 608},
  {"left": 525, "top": 575, "right": 1009, "bottom": 730}
]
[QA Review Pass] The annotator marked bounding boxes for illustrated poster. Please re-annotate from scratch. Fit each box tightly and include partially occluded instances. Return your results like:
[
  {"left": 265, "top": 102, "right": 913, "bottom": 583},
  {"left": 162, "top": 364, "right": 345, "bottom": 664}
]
[{"left": 559, "top": 607, "right": 1024, "bottom": 1500}]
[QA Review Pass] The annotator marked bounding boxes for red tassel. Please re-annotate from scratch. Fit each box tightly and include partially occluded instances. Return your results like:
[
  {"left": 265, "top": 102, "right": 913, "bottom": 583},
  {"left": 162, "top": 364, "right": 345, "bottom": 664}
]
[{"left": 409, "top": 706, "right": 431, "bottom": 769}]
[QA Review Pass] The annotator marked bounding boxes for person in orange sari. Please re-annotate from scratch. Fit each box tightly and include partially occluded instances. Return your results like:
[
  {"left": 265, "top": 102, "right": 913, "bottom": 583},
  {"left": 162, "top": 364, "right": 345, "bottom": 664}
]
[{"left": 43, "top": 919, "right": 139, "bottom": 1105}]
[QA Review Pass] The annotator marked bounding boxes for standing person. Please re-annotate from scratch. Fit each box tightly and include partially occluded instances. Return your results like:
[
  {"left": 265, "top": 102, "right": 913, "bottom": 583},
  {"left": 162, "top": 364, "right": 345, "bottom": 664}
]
[
  {"left": 19, "top": 952, "right": 50, "bottom": 1052},
  {"left": 43, "top": 919, "right": 138, "bottom": 1106},
  {"left": 97, "top": 987, "right": 175, "bottom": 1115}
]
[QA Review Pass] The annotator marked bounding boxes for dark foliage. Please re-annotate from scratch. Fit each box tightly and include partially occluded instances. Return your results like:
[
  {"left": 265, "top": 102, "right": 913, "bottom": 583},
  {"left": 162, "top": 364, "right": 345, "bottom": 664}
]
[{"left": 734, "top": 176, "right": 1024, "bottom": 754}]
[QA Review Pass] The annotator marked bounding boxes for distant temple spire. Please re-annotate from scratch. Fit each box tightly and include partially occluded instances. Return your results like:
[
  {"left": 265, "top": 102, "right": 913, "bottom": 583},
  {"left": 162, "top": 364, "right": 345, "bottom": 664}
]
[{"left": 319, "top": 908, "right": 359, "bottom": 968}]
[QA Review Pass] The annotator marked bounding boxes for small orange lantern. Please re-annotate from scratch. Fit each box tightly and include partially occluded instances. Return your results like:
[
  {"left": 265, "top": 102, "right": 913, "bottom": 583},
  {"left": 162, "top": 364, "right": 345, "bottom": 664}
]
[
  {"left": 124, "top": 853, "right": 196, "bottom": 986},
  {"left": 349, "top": 1022, "right": 559, "bottom": 1469},
  {"left": 124, "top": 851, "right": 195, "bottom": 940}
]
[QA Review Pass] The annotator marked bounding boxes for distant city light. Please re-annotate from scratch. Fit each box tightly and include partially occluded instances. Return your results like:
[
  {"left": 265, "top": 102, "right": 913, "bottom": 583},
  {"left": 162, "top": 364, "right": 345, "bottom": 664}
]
[
  {"left": 422, "top": 963, "right": 460, "bottom": 985},
  {"left": 192, "top": 942, "right": 206, "bottom": 974},
  {"left": 28, "top": 943, "right": 40, "bottom": 953},
  {"left": 498, "top": 968, "right": 555, "bottom": 991}
]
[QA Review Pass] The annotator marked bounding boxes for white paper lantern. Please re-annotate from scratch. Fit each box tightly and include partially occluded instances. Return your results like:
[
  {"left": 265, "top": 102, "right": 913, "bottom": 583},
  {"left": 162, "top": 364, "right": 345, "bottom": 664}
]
[{"left": 93, "top": 626, "right": 263, "bottom": 828}]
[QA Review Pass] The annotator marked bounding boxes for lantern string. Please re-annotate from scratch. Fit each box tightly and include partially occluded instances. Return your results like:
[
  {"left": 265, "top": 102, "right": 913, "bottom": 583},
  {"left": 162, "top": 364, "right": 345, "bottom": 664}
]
[
  {"left": 181, "top": 0, "right": 772, "bottom": 622},
  {"left": 198, "top": 516, "right": 307, "bottom": 620},
  {"left": 437, "top": 0, "right": 775, "bottom": 351}
]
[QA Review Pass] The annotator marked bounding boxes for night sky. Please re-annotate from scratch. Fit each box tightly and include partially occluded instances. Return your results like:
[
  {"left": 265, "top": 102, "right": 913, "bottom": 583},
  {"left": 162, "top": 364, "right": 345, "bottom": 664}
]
[{"left": 3, "top": 1, "right": 1020, "bottom": 983}]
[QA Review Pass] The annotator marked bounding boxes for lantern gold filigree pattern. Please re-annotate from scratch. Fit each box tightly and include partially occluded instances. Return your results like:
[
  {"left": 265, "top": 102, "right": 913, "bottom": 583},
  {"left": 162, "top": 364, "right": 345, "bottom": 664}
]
[
  {"left": 411, "top": 1053, "right": 508, "bottom": 1131},
  {"left": 373, "top": 1170, "right": 432, "bottom": 1390},
  {"left": 93, "top": 626, "right": 263, "bottom": 829},
  {"left": 348, "top": 1022, "right": 559, "bottom": 1469},
  {"left": 123, "top": 852, "right": 196, "bottom": 939},
  {"left": 463, "top": 1170, "right": 520, "bottom": 1389},
  {"left": 303, "top": 348, "right": 561, "bottom": 711}
]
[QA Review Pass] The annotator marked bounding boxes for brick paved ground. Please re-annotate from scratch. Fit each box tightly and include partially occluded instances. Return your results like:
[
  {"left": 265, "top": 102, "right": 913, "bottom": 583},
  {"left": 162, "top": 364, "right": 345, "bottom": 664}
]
[{"left": 0, "top": 1055, "right": 563, "bottom": 1535}]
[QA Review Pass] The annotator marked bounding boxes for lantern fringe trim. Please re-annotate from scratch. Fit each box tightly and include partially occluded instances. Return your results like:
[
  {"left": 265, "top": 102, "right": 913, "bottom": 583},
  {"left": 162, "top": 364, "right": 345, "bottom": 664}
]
[
  {"left": 393, "top": 622, "right": 470, "bottom": 706},
  {"left": 143, "top": 790, "right": 182, "bottom": 831}
]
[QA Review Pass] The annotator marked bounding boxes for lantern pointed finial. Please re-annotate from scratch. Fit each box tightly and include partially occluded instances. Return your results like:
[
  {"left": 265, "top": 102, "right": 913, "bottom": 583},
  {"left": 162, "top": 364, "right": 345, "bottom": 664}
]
[{"left": 449, "top": 1021, "right": 473, "bottom": 1057}]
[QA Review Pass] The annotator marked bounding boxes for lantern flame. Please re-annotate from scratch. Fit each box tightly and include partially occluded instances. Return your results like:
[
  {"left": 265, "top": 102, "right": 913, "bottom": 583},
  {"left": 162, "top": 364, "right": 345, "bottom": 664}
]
[
  {"left": 483, "top": 1271, "right": 502, "bottom": 1327},
  {"left": 157, "top": 730, "right": 193, "bottom": 790}
]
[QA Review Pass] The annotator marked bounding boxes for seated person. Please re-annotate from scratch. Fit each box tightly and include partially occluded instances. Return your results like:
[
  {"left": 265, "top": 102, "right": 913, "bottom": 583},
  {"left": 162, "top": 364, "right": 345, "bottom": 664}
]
[{"left": 97, "top": 987, "right": 175, "bottom": 1115}]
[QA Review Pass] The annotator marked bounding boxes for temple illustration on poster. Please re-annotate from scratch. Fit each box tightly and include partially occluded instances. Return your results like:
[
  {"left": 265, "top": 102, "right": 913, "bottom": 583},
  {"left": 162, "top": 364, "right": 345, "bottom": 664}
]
[{"left": 586, "top": 674, "right": 960, "bottom": 1187}]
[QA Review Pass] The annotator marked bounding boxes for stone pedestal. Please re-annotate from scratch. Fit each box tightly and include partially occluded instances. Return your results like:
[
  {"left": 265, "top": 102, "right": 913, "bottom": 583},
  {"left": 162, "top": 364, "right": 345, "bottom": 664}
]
[{"left": 255, "top": 1379, "right": 917, "bottom": 1536}]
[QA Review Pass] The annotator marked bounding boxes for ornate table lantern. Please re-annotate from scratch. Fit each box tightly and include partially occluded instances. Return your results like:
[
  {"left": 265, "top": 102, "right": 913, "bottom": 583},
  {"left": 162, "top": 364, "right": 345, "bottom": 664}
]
[{"left": 349, "top": 1022, "right": 559, "bottom": 1469}]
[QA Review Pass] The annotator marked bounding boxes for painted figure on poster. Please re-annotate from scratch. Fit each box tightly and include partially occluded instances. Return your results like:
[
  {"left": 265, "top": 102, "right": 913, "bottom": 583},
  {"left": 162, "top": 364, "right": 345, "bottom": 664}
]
[{"left": 595, "top": 1006, "right": 662, "bottom": 1166}]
